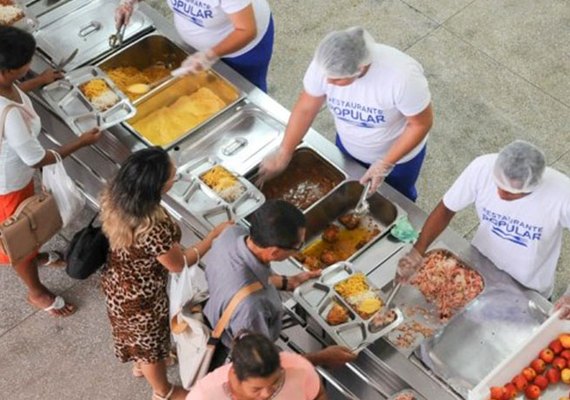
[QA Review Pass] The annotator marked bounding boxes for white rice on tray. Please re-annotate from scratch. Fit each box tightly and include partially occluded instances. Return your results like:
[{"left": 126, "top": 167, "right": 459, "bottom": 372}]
[{"left": 91, "top": 90, "right": 120, "bottom": 111}]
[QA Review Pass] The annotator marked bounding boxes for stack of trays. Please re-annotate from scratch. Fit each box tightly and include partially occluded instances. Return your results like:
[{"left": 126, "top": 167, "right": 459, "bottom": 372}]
[
  {"left": 293, "top": 262, "right": 403, "bottom": 351},
  {"left": 168, "top": 156, "right": 265, "bottom": 229},
  {"left": 41, "top": 66, "right": 136, "bottom": 135}
]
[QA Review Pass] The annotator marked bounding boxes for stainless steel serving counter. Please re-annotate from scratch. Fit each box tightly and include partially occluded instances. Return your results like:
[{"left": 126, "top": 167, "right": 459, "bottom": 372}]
[{"left": 26, "top": 3, "right": 552, "bottom": 399}]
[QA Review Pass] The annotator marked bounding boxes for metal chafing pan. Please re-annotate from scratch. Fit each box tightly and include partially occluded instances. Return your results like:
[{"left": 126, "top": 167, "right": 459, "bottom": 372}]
[
  {"left": 293, "top": 262, "right": 403, "bottom": 351},
  {"left": 291, "top": 180, "right": 401, "bottom": 271},
  {"left": 248, "top": 147, "right": 346, "bottom": 212},
  {"left": 167, "top": 156, "right": 264, "bottom": 229},
  {"left": 41, "top": 66, "right": 136, "bottom": 135},
  {"left": 123, "top": 69, "right": 244, "bottom": 149},
  {"left": 382, "top": 247, "right": 486, "bottom": 359},
  {"left": 97, "top": 34, "right": 188, "bottom": 104}
]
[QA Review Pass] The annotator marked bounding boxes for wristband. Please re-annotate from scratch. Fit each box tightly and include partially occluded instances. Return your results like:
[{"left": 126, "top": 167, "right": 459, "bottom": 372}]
[
  {"left": 192, "top": 246, "right": 200, "bottom": 265},
  {"left": 281, "top": 275, "right": 288, "bottom": 291}
]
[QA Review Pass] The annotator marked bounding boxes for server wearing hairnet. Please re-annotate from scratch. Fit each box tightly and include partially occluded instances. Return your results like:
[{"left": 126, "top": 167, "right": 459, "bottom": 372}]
[
  {"left": 398, "top": 140, "right": 570, "bottom": 315},
  {"left": 259, "top": 26, "right": 433, "bottom": 201}
]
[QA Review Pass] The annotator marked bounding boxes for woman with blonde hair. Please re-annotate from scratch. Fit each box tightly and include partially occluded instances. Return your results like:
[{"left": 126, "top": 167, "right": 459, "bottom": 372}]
[{"left": 100, "top": 147, "right": 231, "bottom": 400}]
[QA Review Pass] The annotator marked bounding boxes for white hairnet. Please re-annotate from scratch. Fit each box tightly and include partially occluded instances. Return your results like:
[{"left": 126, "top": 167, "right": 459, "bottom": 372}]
[
  {"left": 493, "top": 140, "right": 546, "bottom": 193},
  {"left": 314, "top": 26, "right": 374, "bottom": 79}
]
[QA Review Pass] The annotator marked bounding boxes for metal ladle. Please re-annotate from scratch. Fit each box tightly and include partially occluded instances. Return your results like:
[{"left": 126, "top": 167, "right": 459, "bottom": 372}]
[
  {"left": 353, "top": 181, "right": 371, "bottom": 216},
  {"left": 108, "top": 24, "right": 126, "bottom": 48},
  {"left": 126, "top": 75, "right": 173, "bottom": 95}
]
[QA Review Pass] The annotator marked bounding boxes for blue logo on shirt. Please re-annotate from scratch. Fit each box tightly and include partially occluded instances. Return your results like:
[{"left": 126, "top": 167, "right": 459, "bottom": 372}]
[
  {"left": 481, "top": 207, "right": 542, "bottom": 247},
  {"left": 327, "top": 98, "right": 385, "bottom": 128},
  {"left": 170, "top": 0, "right": 213, "bottom": 27}
]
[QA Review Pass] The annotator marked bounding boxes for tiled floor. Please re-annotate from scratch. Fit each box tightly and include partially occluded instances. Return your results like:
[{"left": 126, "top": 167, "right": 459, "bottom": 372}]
[{"left": 1, "top": 1, "right": 568, "bottom": 399}]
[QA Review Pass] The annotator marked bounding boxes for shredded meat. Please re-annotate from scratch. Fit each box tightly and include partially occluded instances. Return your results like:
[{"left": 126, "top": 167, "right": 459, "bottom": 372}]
[
  {"left": 392, "top": 321, "right": 435, "bottom": 348},
  {"left": 411, "top": 251, "right": 484, "bottom": 321}
]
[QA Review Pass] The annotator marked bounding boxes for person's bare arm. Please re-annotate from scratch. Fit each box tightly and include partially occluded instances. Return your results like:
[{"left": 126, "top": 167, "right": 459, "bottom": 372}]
[
  {"left": 32, "top": 128, "right": 101, "bottom": 168},
  {"left": 314, "top": 381, "right": 328, "bottom": 400},
  {"left": 210, "top": 5, "right": 257, "bottom": 57},
  {"left": 280, "top": 91, "right": 326, "bottom": 155},
  {"left": 382, "top": 103, "right": 433, "bottom": 165},
  {"left": 414, "top": 200, "right": 455, "bottom": 255}
]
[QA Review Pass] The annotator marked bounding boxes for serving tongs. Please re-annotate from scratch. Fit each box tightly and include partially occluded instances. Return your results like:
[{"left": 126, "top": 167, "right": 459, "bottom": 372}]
[
  {"left": 369, "top": 281, "right": 402, "bottom": 333},
  {"left": 108, "top": 24, "right": 127, "bottom": 48},
  {"left": 55, "top": 48, "right": 78, "bottom": 72},
  {"left": 353, "top": 181, "right": 371, "bottom": 216}
]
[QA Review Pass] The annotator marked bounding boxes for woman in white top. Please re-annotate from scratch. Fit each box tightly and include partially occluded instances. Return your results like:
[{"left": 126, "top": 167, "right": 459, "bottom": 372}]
[
  {"left": 0, "top": 26, "right": 101, "bottom": 317},
  {"left": 259, "top": 27, "right": 434, "bottom": 201},
  {"left": 115, "top": 0, "right": 274, "bottom": 92}
]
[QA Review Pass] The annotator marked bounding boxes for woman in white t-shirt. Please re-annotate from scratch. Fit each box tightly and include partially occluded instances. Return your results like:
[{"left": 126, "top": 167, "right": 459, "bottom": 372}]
[
  {"left": 187, "top": 331, "right": 325, "bottom": 400},
  {"left": 115, "top": 0, "right": 274, "bottom": 92},
  {"left": 259, "top": 27, "right": 433, "bottom": 201},
  {"left": 0, "top": 27, "right": 101, "bottom": 317}
]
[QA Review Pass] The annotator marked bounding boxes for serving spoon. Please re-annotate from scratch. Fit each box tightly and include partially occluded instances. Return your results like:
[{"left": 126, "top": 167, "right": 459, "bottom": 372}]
[{"left": 126, "top": 75, "right": 174, "bottom": 95}]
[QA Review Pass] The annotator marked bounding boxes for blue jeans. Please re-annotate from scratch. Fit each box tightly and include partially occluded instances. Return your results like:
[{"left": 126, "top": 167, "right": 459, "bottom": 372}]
[
  {"left": 222, "top": 16, "right": 274, "bottom": 93},
  {"left": 335, "top": 135, "right": 427, "bottom": 202}
]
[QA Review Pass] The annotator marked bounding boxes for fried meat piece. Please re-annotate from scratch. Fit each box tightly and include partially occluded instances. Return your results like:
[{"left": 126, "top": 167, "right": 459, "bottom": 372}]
[
  {"left": 322, "top": 224, "right": 340, "bottom": 243},
  {"left": 303, "top": 255, "right": 321, "bottom": 271},
  {"left": 320, "top": 250, "right": 339, "bottom": 266},
  {"left": 338, "top": 213, "right": 361, "bottom": 230},
  {"left": 326, "top": 303, "right": 350, "bottom": 325}
]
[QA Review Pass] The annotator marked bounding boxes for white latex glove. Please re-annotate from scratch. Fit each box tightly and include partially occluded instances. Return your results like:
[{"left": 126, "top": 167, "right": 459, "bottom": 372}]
[
  {"left": 553, "top": 285, "right": 570, "bottom": 320},
  {"left": 396, "top": 247, "right": 423, "bottom": 283},
  {"left": 171, "top": 50, "right": 218, "bottom": 76},
  {"left": 359, "top": 159, "right": 394, "bottom": 194},
  {"left": 256, "top": 148, "right": 293, "bottom": 184},
  {"left": 115, "top": 0, "right": 137, "bottom": 29}
]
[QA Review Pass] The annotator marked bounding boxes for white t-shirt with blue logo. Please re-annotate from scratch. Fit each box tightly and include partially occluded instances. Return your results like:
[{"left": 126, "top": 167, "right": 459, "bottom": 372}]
[
  {"left": 443, "top": 154, "right": 570, "bottom": 296},
  {"left": 168, "top": 0, "right": 271, "bottom": 58},
  {"left": 303, "top": 43, "right": 431, "bottom": 164}
]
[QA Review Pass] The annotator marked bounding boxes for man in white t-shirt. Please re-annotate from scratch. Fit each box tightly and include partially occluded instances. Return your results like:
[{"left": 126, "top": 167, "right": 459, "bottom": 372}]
[
  {"left": 259, "top": 26, "right": 433, "bottom": 201},
  {"left": 399, "top": 141, "right": 570, "bottom": 311}
]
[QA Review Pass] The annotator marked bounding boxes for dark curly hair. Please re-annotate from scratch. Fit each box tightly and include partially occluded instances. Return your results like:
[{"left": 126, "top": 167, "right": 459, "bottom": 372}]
[{"left": 0, "top": 26, "right": 36, "bottom": 71}]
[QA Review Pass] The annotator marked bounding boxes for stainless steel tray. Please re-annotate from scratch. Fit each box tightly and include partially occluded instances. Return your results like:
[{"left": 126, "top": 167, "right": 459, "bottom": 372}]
[
  {"left": 0, "top": 0, "right": 38, "bottom": 32},
  {"left": 175, "top": 103, "right": 284, "bottom": 177},
  {"left": 35, "top": 0, "right": 153, "bottom": 72},
  {"left": 383, "top": 247, "right": 485, "bottom": 358},
  {"left": 41, "top": 66, "right": 136, "bottom": 135},
  {"left": 167, "top": 156, "right": 264, "bottom": 229},
  {"left": 124, "top": 70, "right": 244, "bottom": 150},
  {"left": 97, "top": 34, "right": 188, "bottom": 103},
  {"left": 291, "top": 180, "right": 402, "bottom": 271},
  {"left": 293, "top": 262, "right": 404, "bottom": 351}
]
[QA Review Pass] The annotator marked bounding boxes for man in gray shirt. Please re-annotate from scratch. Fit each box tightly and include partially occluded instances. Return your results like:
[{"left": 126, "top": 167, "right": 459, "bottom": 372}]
[{"left": 203, "top": 200, "right": 356, "bottom": 368}]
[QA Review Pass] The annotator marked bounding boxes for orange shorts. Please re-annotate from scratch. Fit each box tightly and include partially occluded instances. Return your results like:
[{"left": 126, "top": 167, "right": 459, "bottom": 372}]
[{"left": 0, "top": 180, "right": 35, "bottom": 264}]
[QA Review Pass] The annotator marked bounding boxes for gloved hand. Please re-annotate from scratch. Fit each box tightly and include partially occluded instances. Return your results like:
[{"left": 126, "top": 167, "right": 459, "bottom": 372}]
[
  {"left": 256, "top": 148, "right": 293, "bottom": 185},
  {"left": 115, "top": 0, "right": 137, "bottom": 29},
  {"left": 171, "top": 50, "right": 219, "bottom": 76},
  {"left": 360, "top": 159, "right": 394, "bottom": 194},
  {"left": 553, "top": 285, "right": 570, "bottom": 320},
  {"left": 396, "top": 247, "right": 423, "bottom": 283}
]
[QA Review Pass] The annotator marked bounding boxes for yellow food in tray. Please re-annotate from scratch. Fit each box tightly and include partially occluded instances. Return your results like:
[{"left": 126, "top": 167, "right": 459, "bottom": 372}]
[
  {"left": 105, "top": 65, "right": 171, "bottom": 101},
  {"left": 200, "top": 165, "right": 245, "bottom": 202},
  {"left": 334, "top": 273, "right": 383, "bottom": 319},
  {"left": 131, "top": 87, "right": 225, "bottom": 146},
  {"left": 79, "top": 79, "right": 119, "bottom": 111}
]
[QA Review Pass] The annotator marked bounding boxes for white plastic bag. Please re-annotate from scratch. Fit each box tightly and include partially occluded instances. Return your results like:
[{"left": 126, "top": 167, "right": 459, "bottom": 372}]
[
  {"left": 42, "top": 150, "right": 85, "bottom": 227},
  {"left": 168, "top": 259, "right": 211, "bottom": 389}
]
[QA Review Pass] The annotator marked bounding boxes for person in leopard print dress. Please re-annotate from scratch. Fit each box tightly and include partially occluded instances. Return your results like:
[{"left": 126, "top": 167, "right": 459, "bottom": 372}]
[{"left": 99, "top": 147, "right": 231, "bottom": 400}]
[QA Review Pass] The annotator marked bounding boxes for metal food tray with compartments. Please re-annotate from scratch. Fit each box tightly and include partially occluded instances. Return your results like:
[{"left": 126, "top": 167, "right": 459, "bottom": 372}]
[
  {"left": 41, "top": 66, "right": 136, "bottom": 135},
  {"left": 167, "top": 156, "right": 265, "bottom": 229},
  {"left": 293, "top": 262, "right": 404, "bottom": 351}
]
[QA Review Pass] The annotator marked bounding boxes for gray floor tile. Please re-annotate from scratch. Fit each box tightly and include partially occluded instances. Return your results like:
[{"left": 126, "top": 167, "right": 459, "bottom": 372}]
[
  {"left": 266, "top": 0, "right": 438, "bottom": 109},
  {"left": 400, "top": 0, "right": 475, "bottom": 23},
  {"left": 0, "top": 277, "right": 152, "bottom": 400},
  {"left": 0, "top": 262, "right": 78, "bottom": 336},
  {"left": 444, "top": 0, "right": 570, "bottom": 105}
]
